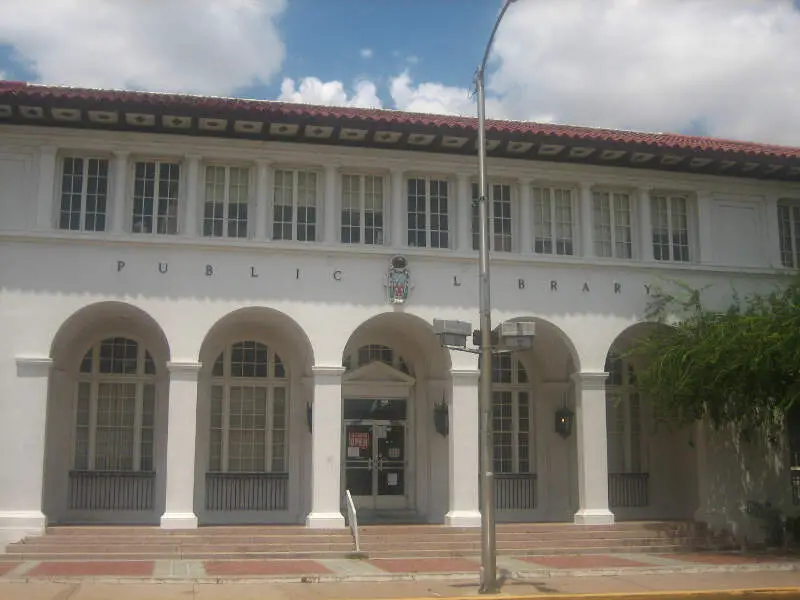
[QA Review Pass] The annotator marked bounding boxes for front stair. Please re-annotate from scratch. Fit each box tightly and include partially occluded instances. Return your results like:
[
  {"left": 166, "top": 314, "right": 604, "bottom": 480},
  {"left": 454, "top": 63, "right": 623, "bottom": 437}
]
[{"left": 5, "top": 521, "right": 736, "bottom": 561}]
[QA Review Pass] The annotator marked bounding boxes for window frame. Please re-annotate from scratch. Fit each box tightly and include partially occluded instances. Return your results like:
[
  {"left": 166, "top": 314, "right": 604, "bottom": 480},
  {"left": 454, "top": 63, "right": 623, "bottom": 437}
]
[
  {"left": 650, "top": 192, "right": 693, "bottom": 263},
  {"left": 605, "top": 352, "right": 645, "bottom": 474},
  {"left": 778, "top": 198, "right": 800, "bottom": 269},
  {"left": 73, "top": 336, "right": 157, "bottom": 473},
  {"left": 340, "top": 172, "right": 386, "bottom": 245},
  {"left": 491, "top": 354, "right": 532, "bottom": 474},
  {"left": 531, "top": 183, "right": 577, "bottom": 256},
  {"left": 57, "top": 155, "right": 111, "bottom": 232},
  {"left": 272, "top": 167, "right": 321, "bottom": 242},
  {"left": 130, "top": 158, "right": 182, "bottom": 235},
  {"left": 592, "top": 188, "right": 635, "bottom": 259},
  {"left": 208, "top": 341, "right": 289, "bottom": 474},
  {"left": 406, "top": 175, "right": 451, "bottom": 249},
  {"left": 202, "top": 164, "right": 252, "bottom": 239},
  {"left": 472, "top": 181, "right": 515, "bottom": 253}
]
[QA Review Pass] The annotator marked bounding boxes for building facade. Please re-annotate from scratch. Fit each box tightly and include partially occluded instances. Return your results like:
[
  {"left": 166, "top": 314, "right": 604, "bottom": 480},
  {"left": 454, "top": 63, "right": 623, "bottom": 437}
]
[{"left": 1, "top": 81, "right": 799, "bottom": 547}]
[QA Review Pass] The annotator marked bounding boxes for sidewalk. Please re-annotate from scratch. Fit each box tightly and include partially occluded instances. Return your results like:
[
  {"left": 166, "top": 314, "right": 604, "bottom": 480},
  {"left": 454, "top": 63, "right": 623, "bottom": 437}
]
[{"left": 0, "top": 551, "right": 799, "bottom": 598}]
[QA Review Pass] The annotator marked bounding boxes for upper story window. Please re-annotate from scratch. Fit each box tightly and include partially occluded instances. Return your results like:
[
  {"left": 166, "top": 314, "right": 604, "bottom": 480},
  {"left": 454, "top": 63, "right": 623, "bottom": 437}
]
[
  {"left": 203, "top": 165, "right": 249, "bottom": 238},
  {"left": 58, "top": 157, "right": 109, "bottom": 232},
  {"left": 273, "top": 169, "right": 319, "bottom": 242},
  {"left": 593, "top": 190, "right": 633, "bottom": 259},
  {"left": 341, "top": 173, "right": 384, "bottom": 245},
  {"left": 532, "top": 185, "right": 575, "bottom": 256},
  {"left": 472, "top": 182, "right": 513, "bottom": 252},
  {"left": 778, "top": 199, "right": 800, "bottom": 269},
  {"left": 132, "top": 160, "right": 180, "bottom": 235},
  {"left": 651, "top": 193, "right": 691, "bottom": 262},
  {"left": 407, "top": 177, "right": 450, "bottom": 249}
]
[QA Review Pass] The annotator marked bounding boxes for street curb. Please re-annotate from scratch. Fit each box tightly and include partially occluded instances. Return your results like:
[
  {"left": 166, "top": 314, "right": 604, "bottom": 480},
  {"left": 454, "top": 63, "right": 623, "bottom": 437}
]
[{"left": 0, "top": 561, "right": 797, "bottom": 585}]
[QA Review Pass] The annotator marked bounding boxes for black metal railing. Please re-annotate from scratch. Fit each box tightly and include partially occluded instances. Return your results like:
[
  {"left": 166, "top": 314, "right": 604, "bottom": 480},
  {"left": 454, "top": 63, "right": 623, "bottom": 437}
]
[
  {"left": 205, "top": 472, "right": 288, "bottom": 511},
  {"left": 494, "top": 473, "right": 537, "bottom": 510},
  {"left": 68, "top": 470, "right": 155, "bottom": 511},
  {"left": 608, "top": 472, "right": 649, "bottom": 507}
]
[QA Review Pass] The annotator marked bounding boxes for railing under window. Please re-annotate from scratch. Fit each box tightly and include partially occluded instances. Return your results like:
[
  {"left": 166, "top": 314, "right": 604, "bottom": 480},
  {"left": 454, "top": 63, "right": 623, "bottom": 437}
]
[
  {"left": 494, "top": 473, "right": 537, "bottom": 510},
  {"left": 206, "top": 472, "right": 288, "bottom": 511},
  {"left": 69, "top": 470, "right": 155, "bottom": 511},
  {"left": 791, "top": 470, "right": 800, "bottom": 505},
  {"left": 609, "top": 473, "right": 649, "bottom": 507}
]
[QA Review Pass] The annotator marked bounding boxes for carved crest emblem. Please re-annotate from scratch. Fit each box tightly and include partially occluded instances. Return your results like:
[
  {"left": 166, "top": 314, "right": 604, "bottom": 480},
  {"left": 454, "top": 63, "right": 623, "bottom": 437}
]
[{"left": 386, "top": 255, "right": 412, "bottom": 304}]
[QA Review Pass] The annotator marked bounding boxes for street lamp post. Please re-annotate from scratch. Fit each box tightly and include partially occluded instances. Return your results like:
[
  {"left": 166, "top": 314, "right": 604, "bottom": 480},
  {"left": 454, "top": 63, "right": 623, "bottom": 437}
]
[{"left": 475, "top": 0, "right": 519, "bottom": 593}]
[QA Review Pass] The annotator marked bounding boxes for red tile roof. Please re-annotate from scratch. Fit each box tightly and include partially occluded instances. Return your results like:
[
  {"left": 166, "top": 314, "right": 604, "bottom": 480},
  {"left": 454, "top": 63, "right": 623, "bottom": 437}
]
[{"left": 1, "top": 80, "right": 800, "bottom": 160}]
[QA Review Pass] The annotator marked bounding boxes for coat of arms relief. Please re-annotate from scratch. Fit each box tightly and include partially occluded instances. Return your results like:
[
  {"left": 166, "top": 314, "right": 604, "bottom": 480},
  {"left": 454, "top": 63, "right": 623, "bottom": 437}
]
[{"left": 386, "top": 255, "right": 412, "bottom": 304}]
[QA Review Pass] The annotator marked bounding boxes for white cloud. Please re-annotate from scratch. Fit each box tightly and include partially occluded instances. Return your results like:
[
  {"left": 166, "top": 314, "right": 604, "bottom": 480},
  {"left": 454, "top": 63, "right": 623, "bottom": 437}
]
[
  {"left": 488, "top": 0, "right": 800, "bottom": 144},
  {"left": 406, "top": 55, "right": 419, "bottom": 65},
  {"left": 360, "top": 48, "right": 373, "bottom": 59},
  {"left": 279, "top": 77, "right": 382, "bottom": 108},
  {"left": 0, "top": 0, "right": 287, "bottom": 95}
]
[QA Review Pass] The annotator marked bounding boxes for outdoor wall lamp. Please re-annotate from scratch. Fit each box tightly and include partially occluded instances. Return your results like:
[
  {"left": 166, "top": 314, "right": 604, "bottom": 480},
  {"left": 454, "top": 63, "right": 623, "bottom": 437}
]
[
  {"left": 433, "top": 399, "right": 449, "bottom": 437},
  {"left": 306, "top": 402, "right": 313, "bottom": 433},
  {"left": 555, "top": 406, "right": 575, "bottom": 439}
]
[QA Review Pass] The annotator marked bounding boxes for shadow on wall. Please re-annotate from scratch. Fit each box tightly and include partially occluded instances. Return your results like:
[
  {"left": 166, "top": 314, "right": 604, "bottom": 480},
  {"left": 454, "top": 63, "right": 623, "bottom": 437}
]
[{"left": 700, "top": 418, "right": 795, "bottom": 547}]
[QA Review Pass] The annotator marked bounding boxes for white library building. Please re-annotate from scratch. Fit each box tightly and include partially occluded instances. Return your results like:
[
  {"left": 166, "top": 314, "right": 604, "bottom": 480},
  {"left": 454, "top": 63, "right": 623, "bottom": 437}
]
[{"left": 1, "top": 80, "right": 799, "bottom": 548}]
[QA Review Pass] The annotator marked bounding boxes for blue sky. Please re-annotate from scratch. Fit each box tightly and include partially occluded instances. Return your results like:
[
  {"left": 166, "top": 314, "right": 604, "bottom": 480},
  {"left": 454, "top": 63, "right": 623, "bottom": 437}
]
[{"left": 1, "top": 0, "right": 800, "bottom": 145}]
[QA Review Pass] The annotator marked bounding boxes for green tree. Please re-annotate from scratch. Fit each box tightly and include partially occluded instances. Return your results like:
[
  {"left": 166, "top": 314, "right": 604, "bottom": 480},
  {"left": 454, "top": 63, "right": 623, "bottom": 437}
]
[{"left": 628, "top": 275, "right": 800, "bottom": 437}]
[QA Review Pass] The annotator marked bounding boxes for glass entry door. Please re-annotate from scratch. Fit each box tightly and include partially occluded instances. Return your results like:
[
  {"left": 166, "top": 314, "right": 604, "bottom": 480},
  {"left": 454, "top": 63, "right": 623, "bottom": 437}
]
[{"left": 344, "top": 420, "right": 407, "bottom": 510}]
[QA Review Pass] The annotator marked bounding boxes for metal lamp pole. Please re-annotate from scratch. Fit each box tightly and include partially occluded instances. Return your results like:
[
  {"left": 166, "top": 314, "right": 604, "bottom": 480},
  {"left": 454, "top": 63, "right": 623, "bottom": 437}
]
[{"left": 476, "top": 0, "right": 519, "bottom": 593}]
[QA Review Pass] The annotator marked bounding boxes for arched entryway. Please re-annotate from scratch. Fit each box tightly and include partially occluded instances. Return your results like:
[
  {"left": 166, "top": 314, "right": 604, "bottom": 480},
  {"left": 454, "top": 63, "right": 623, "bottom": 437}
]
[
  {"left": 492, "top": 316, "right": 580, "bottom": 522},
  {"left": 45, "top": 302, "right": 171, "bottom": 524},
  {"left": 340, "top": 313, "right": 451, "bottom": 523},
  {"left": 604, "top": 323, "right": 698, "bottom": 520},
  {"left": 195, "top": 307, "right": 314, "bottom": 525}
]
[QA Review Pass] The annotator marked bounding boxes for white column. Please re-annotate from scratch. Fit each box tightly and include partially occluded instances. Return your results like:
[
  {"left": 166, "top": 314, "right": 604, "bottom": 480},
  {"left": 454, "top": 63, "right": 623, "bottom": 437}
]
[
  {"left": 519, "top": 179, "right": 532, "bottom": 254},
  {"left": 391, "top": 168, "right": 405, "bottom": 248},
  {"left": 457, "top": 173, "right": 472, "bottom": 252},
  {"left": 255, "top": 160, "right": 271, "bottom": 240},
  {"left": 323, "top": 165, "right": 338, "bottom": 244},
  {"left": 638, "top": 187, "right": 653, "bottom": 261},
  {"left": 445, "top": 369, "right": 481, "bottom": 527},
  {"left": 111, "top": 151, "right": 129, "bottom": 234},
  {"left": 579, "top": 182, "right": 594, "bottom": 257},
  {"left": 160, "top": 361, "right": 201, "bottom": 529},
  {"left": 183, "top": 155, "right": 201, "bottom": 238},
  {"left": 0, "top": 358, "right": 52, "bottom": 544},
  {"left": 36, "top": 146, "right": 57, "bottom": 230},
  {"left": 572, "top": 371, "right": 614, "bottom": 525},
  {"left": 306, "top": 366, "right": 346, "bottom": 528}
]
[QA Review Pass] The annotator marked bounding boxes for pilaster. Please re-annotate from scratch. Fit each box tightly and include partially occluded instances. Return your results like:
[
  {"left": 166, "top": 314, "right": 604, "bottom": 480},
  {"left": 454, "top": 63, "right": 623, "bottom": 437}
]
[
  {"left": 571, "top": 371, "right": 614, "bottom": 525},
  {"left": 323, "top": 165, "right": 338, "bottom": 244},
  {"left": 111, "top": 151, "right": 129, "bottom": 234},
  {"left": 36, "top": 146, "right": 57, "bottom": 230},
  {"left": 519, "top": 179, "right": 532, "bottom": 254},
  {"left": 638, "top": 187, "right": 653, "bottom": 262},
  {"left": 183, "top": 155, "right": 201, "bottom": 238},
  {"left": 579, "top": 182, "right": 594, "bottom": 258},
  {"left": 255, "top": 160, "right": 271, "bottom": 240},
  {"left": 391, "top": 168, "right": 405, "bottom": 248},
  {"left": 456, "top": 173, "right": 473, "bottom": 252},
  {"left": 696, "top": 190, "right": 715, "bottom": 264}
]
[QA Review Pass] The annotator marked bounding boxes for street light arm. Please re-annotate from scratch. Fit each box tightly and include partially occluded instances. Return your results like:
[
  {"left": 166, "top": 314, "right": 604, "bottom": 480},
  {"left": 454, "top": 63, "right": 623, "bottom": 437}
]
[{"left": 476, "top": 0, "right": 518, "bottom": 82}]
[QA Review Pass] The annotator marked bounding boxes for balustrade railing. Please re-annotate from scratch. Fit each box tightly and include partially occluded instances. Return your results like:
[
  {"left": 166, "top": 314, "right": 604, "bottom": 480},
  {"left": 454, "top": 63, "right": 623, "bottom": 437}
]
[
  {"left": 494, "top": 473, "right": 537, "bottom": 510},
  {"left": 68, "top": 470, "right": 155, "bottom": 511},
  {"left": 608, "top": 472, "right": 649, "bottom": 507},
  {"left": 205, "top": 472, "right": 288, "bottom": 511}
]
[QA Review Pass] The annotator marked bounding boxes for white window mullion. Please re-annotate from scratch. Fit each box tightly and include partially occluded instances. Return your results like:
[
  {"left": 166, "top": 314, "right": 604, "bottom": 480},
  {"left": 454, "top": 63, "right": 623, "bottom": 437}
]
[
  {"left": 265, "top": 385, "right": 274, "bottom": 472},
  {"left": 88, "top": 380, "right": 98, "bottom": 470},
  {"left": 222, "top": 385, "right": 230, "bottom": 473},
  {"left": 133, "top": 383, "right": 143, "bottom": 471},
  {"left": 511, "top": 392, "right": 520, "bottom": 473},
  {"left": 79, "top": 160, "right": 89, "bottom": 229}
]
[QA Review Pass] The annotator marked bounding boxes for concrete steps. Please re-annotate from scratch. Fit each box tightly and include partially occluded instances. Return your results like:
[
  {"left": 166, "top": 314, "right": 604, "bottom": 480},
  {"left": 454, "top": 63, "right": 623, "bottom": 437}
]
[{"left": 5, "top": 521, "right": 734, "bottom": 561}]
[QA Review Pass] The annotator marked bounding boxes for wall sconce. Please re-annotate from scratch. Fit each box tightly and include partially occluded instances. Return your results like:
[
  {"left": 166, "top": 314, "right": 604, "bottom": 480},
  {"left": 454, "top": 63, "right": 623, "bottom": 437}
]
[
  {"left": 555, "top": 406, "right": 574, "bottom": 439},
  {"left": 433, "top": 400, "right": 449, "bottom": 437},
  {"left": 306, "top": 402, "right": 313, "bottom": 433}
]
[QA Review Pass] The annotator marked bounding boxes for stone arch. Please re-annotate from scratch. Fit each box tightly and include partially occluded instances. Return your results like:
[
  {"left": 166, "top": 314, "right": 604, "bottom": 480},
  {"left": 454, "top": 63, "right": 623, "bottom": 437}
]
[
  {"left": 603, "top": 321, "right": 697, "bottom": 520},
  {"left": 44, "top": 301, "right": 172, "bottom": 525},
  {"left": 194, "top": 306, "right": 315, "bottom": 524},
  {"left": 502, "top": 315, "right": 581, "bottom": 380}
]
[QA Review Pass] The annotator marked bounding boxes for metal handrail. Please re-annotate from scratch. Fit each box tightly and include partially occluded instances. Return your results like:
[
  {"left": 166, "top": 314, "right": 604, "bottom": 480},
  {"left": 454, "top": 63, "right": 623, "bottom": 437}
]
[{"left": 344, "top": 489, "right": 360, "bottom": 553}]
